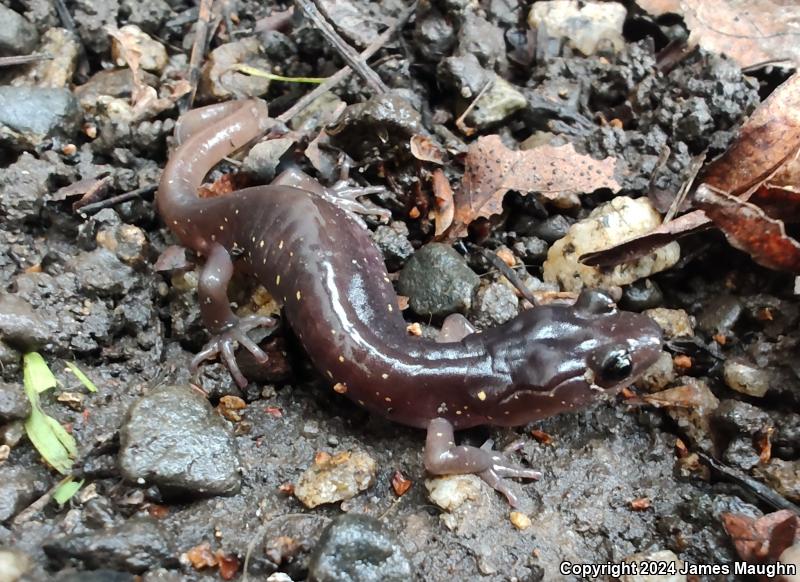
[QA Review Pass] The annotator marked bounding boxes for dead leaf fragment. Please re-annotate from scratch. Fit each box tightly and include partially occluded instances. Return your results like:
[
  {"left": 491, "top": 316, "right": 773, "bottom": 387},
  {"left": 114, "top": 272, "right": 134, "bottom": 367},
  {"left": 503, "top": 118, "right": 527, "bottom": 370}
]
[
  {"left": 722, "top": 510, "right": 800, "bottom": 563},
  {"left": 410, "top": 134, "right": 446, "bottom": 164},
  {"left": 431, "top": 168, "right": 454, "bottom": 236},
  {"left": 681, "top": 0, "right": 800, "bottom": 69},
  {"left": 391, "top": 470, "right": 412, "bottom": 496},
  {"left": 694, "top": 184, "right": 800, "bottom": 273},
  {"left": 448, "top": 135, "right": 620, "bottom": 239}
]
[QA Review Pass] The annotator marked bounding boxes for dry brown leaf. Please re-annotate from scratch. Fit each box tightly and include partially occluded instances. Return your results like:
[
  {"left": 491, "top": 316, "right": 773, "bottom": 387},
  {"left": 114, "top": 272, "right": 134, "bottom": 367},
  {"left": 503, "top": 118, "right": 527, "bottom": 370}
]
[
  {"left": 635, "top": 0, "right": 681, "bottom": 16},
  {"left": 582, "top": 72, "right": 800, "bottom": 267},
  {"left": 447, "top": 135, "right": 620, "bottom": 239},
  {"left": 410, "top": 134, "right": 446, "bottom": 164},
  {"left": 702, "top": 72, "right": 800, "bottom": 195},
  {"left": 694, "top": 184, "right": 800, "bottom": 273},
  {"left": 722, "top": 510, "right": 800, "bottom": 563},
  {"left": 431, "top": 168, "right": 454, "bottom": 236},
  {"left": 682, "top": 0, "right": 800, "bottom": 68},
  {"left": 391, "top": 470, "right": 412, "bottom": 496},
  {"left": 641, "top": 384, "right": 709, "bottom": 409}
]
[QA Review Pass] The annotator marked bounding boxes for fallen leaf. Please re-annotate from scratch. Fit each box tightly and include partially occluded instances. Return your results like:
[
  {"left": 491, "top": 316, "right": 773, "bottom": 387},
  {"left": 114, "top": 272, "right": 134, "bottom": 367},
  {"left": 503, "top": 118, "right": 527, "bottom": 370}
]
[
  {"left": 217, "top": 395, "right": 246, "bottom": 422},
  {"left": 681, "top": 0, "right": 800, "bottom": 69},
  {"left": 64, "top": 362, "right": 98, "bottom": 393},
  {"left": 410, "top": 134, "right": 446, "bottom": 164},
  {"left": 215, "top": 550, "right": 240, "bottom": 580},
  {"left": 757, "top": 427, "right": 773, "bottom": 464},
  {"left": 53, "top": 477, "right": 84, "bottom": 506},
  {"left": 722, "top": 510, "right": 800, "bottom": 563},
  {"left": 531, "top": 429, "right": 554, "bottom": 445},
  {"left": 431, "top": 168, "right": 454, "bottom": 236},
  {"left": 447, "top": 135, "right": 621, "bottom": 239},
  {"left": 582, "top": 72, "right": 800, "bottom": 267},
  {"left": 185, "top": 542, "right": 218, "bottom": 570},
  {"left": 391, "top": 470, "right": 412, "bottom": 496},
  {"left": 694, "top": 184, "right": 800, "bottom": 272}
]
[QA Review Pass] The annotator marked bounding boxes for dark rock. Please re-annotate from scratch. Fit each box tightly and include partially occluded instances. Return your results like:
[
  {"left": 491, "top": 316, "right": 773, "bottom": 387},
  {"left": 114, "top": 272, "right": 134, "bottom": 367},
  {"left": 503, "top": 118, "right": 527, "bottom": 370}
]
[
  {"left": 413, "top": 8, "right": 455, "bottom": 62},
  {"left": 0, "top": 465, "right": 51, "bottom": 523},
  {"left": 398, "top": 243, "right": 479, "bottom": 316},
  {"left": 512, "top": 214, "right": 572, "bottom": 243},
  {"left": 673, "top": 97, "right": 713, "bottom": 147},
  {"left": 512, "top": 236, "right": 548, "bottom": 264},
  {"left": 0, "top": 153, "right": 60, "bottom": 223},
  {"left": 327, "top": 92, "right": 426, "bottom": 164},
  {"left": 43, "top": 519, "right": 177, "bottom": 574},
  {"left": 74, "top": 0, "right": 120, "bottom": 54},
  {"left": 119, "top": 0, "right": 171, "bottom": 33},
  {"left": 696, "top": 294, "right": 743, "bottom": 336},
  {"left": 722, "top": 436, "right": 760, "bottom": 471},
  {"left": 0, "top": 381, "right": 30, "bottom": 423},
  {"left": 471, "top": 283, "right": 518, "bottom": 329},
  {"left": 0, "top": 86, "right": 81, "bottom": 149},
  {"left": 119, "top": 385, "right": 241, "bottom": 496},
  {"left": 68, "top": 248, "right": 136, "bottom": 299},
  {"left": 755, "top": 459, "right": 800, "bottom": 503},
  {"left": 437, "top": 53, "right": 491, "bottom": 99},
  {"left": 242, "top": 139, "right": 294, "bottom": 182},
  {"left": 457, "top": 12, "right": 506, "bottom": 71},
  {"left": 75, "top": 69, "right": 160, "bottom": 109},
  {"left": 308, "top": 514, "right": 412, "bottom": 582},
  {"left": 0, "top": 294, "right": 51, "bottom": 351},
  {"left": 712, "top": 399, "right": 772, "bottom": 437},
  {"left": 0, "top": 6, "right": 39, "bottom": 55},
  {"left": 372, "top": 221, "right": 414, "bottom": 270},
  {"left": 620, "top": 279, "right": 663, "bottom": 311}
]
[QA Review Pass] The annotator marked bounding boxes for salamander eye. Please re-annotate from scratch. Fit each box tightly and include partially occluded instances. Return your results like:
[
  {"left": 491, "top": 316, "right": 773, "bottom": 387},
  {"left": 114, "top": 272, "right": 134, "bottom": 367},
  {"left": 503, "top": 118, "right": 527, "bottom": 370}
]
[{"left": 598, "top": 349, "right": 633, "bottom": 383}]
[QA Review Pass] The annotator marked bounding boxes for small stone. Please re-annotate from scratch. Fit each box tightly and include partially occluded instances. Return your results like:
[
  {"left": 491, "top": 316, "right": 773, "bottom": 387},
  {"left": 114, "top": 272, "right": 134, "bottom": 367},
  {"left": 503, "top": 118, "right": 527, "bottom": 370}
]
[
  {"left": 695, "top": 294, "right": 742, "bottom": 335},
  {"left": 111, "top": 25, "right": 168, "bottom": 74},
  {"left": 43, "top": 519, "right": 177, "bottom": 574},
  {"left": 637, "top": 351, "right": 676, "bottom": 393},
  {"left": 620, "top": 279, "right": 664, "bottom": 311},
  {"left": 372, "top": 222, "right": 414, "bottom": 270},
  {"left": 302, "top": 420, "right": 320, "bottom": 437},
  {"left": 119, "top": 385, "right": 241, "bottom": 496},
  {"left": 294, "top": 451, "right": 376, "bottom": 508},
  {"left": 642, "top": 308, "right": 694, "bottom": 339},
  {"left": 512, "top": 236, "right": 548, "bottom": 263},
  {"left": 425, "top": 474, "right": 484, "bottom": 512},
  {"left": 723, "top": 436, "right": 761, "bottom": 471},
  {"left": 0, "top": 465, "right": 51, "bottom": 522},
  {"left": 289, "top": 91, "right": 345, "bottom": 132},
  {"left": 723, "top": 359, "right": 771, "bottom": 398},
  {"left": 528, "top": 1, "right": 627, "bottom": 55},
  {"left": 0, "top": 5, "right": 38, "bottom": 54},
  {"left": 0, "top": 382, "right": 30, "bottom": 423},
  {"left": 465, "top": 75, "right": 528, "bottom": 130},
  {"left": 713, "top": 399, "right": 773, "bottom": 437},
  {"left": 307, "top": 514, "right": 412, "bottom": 582},
  {"left": 665, "top": 377, "right": 719, "bottom": 452},
  {"left": 0, "top": 294, "right": 51, "bottom": 351},
  {"left": 74, "top": 0, "right": 119, "bottom": 54},
  {"left": 96, "top": 224, "right": 149, "bottom": 267},
  {"left": 75, "top": 69, "right": 159, "bottom": 110},
  {"left": 199, "top": 38, "right": 271, "bottom": 102},
  {"left": 11, "top": 28, "right": 80, "bottom": 89},
  {"left": 543, "top": 197, "right": 680, "bottom": 292},
  {"left": 458, "top": 12, "right": 507, "bottom": 70},
  {"left": 620, "top": 549, "right": 685, "bottom": 582},
  {"left": 242, "top": 139, "right": 294, "bottom": 182},
  {"left": 68, "top": 248, "right": 136, "bottom": 298},
  {"left": 471, "top": 282, "right": 519, "bottom": 329},
  {"left": 509, "top": 511, "right": 531, "bottom": 530},
  {"left": 754, "top": 459, "right": 800, "bottom": 503},
  {"left": 513, "top": 214, "right": 572, "bottom": 243},
  {"left": 0, "top": 86, "right": 82, "bottom": 150},
  {"left": 57, "top": 391, "right": 85, "bottom": 411},
  {"left": 413, "top": 8, "right": 455, "bottom": 62},
  {"left": 0, "top": 548, "right": 32, "bottom": 582},
  {"left": 120, "top": 0, "right": 171, "bottom": 33},
  {"left": 398, "top": 243, "right": 480, "bottom": 317}
]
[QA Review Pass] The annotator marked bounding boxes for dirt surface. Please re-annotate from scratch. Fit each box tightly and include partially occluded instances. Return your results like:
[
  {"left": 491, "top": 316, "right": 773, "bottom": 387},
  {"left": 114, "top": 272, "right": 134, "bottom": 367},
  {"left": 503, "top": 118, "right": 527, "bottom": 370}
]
[{"left": 1, "top": 0, "right": 799, "bottom": 581}]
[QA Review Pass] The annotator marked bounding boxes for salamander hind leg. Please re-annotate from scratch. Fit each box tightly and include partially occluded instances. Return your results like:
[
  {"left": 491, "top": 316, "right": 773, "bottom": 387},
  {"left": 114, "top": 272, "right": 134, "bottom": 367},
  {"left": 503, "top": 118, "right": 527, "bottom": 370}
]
[
  {"left": 424, "top": 418, "right": 541, "bottom": 507},
  {"left": 191, "top": 243, "right": 277, "bottom": 387}
]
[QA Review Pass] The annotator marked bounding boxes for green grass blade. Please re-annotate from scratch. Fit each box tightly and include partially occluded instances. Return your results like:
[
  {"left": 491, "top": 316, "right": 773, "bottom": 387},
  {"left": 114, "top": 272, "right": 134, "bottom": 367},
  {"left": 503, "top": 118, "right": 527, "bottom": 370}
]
[
  {"left": 64, "top": 361, "right": 98, "bottom": 392},
  {"left": 233, "top": 63, "right": 326, "bottom": 84},
  {"left": 53, "top": 477, "right": 84, "bottom": 506},
  {"left": 23, "top": 352, "right": 57, "bottom": 394},
  {"left": 24, "top": 407, "right": 74, "bottom": 474}
]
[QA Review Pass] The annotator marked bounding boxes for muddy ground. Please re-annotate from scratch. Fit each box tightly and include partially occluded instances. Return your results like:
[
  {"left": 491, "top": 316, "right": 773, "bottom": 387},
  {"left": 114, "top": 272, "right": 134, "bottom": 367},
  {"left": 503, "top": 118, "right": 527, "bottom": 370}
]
[{"left": 1, "top": 0, "right": 799, "bottom": 581}]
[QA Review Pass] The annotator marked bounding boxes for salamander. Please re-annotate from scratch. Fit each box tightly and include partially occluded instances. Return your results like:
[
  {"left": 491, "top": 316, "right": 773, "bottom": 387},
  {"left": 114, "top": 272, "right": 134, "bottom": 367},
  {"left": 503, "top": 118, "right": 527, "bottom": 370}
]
[{"left": 157, "top": 98, "right": 663, "bottom": 504}]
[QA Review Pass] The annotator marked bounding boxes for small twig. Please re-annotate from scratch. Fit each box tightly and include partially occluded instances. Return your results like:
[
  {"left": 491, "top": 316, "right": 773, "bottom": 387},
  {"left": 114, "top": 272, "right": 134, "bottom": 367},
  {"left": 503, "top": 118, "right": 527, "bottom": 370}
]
[
  {"left": 12, "top": 475, "right": 75, "bottom": 526},
  {"left": 180, "top": 0, "right": 215, "bottom": 113},
  {"left": 294, "top": 0, "right": 388, "bottom": 94},
  {"left": 455, "top": 78, "right": 494, "bottom": 136},
  {"left": 276, "top": 2, "right": 416, "bottom": 125},
  {"left": 77, "top": 184, "right": 158, "bottom": 216},
  {"left": 0, "top": 53, "right": 53, "bottom": 68},
  {"left": 52, "top": 0, "right": 76, "bottom": 32},
  {"left": 473, "top": 244, "right": 540, "bottom": 306}
]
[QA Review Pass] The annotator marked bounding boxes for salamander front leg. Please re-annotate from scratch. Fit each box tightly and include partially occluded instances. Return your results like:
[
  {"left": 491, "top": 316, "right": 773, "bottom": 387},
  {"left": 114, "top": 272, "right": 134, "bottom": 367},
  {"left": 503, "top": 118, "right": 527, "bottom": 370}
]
[
  {"left": 192, "top": 243, "right": 277, "bottom": 387},
  {"left": 424, "top": 418, "right": 541, "bottom": 507}
]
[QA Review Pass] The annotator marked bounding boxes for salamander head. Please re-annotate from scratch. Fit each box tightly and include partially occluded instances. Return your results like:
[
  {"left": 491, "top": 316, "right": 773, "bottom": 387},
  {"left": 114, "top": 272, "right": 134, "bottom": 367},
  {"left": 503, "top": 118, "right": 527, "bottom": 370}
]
[{"left": 484, "top": 288, "right": 662, "bottom": 426}]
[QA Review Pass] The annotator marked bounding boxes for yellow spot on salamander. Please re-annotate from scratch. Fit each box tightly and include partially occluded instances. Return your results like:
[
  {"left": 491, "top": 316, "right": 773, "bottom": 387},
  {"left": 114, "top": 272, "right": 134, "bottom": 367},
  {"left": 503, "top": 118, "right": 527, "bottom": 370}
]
[
  {"left": 259, "top": 240, "right": 265, "bottom": 248},
  {"left": 172, "top": 220, "right": 178, "bottom": 225},
  {"left": 381, "top": 373, "right": 388, "bottom": 379},
  {"left": 477, "top": 390, "right": 487, "bottom": 401},
  {"left": 385, "top": 397, "right": 392, "bottom": 403},
  {"left": 276, "top": 275, "right": 281, "bottom": 285},
  {"left": 219, "top": 225, "right": 224, "bottom": 230},
  {"left": 387, "top": 304, "right": 393, "bottom": 312},
  {"left": 326, "top": 370, "right": 333, "bottom": 378},
  {"left": 279, "top": 240, "right": 284, "bottom": 249},
  {"left": 333, "top": 382, "right": 347, "bottom": 394},
  {"left": 338, "top": 355, "right": 345, "bottom": 362},
  {"left": 296, "top": 291, "right": 301, "bottom": 300}
]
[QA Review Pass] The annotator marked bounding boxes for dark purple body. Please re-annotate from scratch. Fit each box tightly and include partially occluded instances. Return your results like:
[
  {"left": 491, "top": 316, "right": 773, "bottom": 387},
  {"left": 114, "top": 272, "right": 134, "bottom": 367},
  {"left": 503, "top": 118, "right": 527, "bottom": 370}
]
[{"left": 158, "top": 99, "right": 663, "bottom": 431}]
